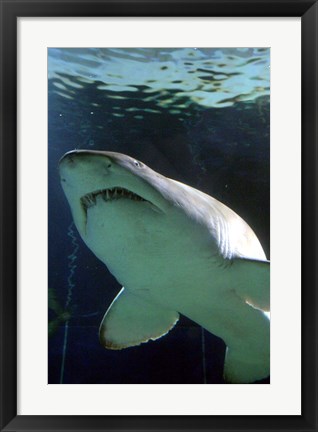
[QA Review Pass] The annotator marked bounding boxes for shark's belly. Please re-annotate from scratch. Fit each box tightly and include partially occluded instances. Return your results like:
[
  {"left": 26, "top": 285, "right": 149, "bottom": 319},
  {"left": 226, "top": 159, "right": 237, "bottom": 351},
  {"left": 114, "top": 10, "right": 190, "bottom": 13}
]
[
  {"left": 81, "top": 197, "right": 269, "bottom": 372},
  {"left": 83, "top": 199, "right": 222, "bottom": 296}
]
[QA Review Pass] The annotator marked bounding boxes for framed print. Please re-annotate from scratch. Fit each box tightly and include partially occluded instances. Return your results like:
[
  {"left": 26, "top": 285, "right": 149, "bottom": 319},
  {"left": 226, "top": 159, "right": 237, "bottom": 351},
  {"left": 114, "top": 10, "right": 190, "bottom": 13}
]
[{"left": 0, "top": 0, "right": 317, "bottom": 431}]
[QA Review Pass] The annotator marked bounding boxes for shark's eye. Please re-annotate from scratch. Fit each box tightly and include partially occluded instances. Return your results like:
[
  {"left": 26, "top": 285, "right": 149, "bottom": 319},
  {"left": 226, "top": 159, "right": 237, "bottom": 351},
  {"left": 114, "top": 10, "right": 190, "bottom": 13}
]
[{"left": 133, "top": 160, "right": 143, "bottom": 168}]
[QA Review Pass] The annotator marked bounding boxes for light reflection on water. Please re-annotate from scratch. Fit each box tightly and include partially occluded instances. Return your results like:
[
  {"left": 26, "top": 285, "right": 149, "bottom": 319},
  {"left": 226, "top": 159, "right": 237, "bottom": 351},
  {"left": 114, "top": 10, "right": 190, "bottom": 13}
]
[{"left": 48, "top": 47, "right": 270, "bottom": 111}]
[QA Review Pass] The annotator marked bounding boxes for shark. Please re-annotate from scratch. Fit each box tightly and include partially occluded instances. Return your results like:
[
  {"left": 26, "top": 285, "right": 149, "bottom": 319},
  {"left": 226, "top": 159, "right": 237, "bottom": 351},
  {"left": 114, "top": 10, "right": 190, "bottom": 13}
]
[{"left": 59, "top": 149, "right": 270, "bottom": 383}]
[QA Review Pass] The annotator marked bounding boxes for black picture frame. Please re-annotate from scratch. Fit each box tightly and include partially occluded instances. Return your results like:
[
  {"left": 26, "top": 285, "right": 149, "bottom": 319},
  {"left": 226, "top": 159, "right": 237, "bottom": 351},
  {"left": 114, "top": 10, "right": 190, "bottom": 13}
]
[{"left": 1, "top": 0, "right": 317, "bottom": 431}]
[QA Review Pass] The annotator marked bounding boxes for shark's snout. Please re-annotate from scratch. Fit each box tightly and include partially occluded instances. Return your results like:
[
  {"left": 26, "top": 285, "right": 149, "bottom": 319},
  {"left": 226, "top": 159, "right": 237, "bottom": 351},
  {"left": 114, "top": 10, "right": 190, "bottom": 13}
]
[
  {"left": 59, "top": 150, "right": 112, "bottom": 171},
  {"left": 59, "top": 151, "right": 76, "bottom": 166},
  {"left": 59, "top": 150, "right": 114, "bottom": 188},
  {"left": 59, "top": 150, "right": 87, "bottom": 168},
  {"left": 59, "top": 149, "right": 168, "bottom": 223}
]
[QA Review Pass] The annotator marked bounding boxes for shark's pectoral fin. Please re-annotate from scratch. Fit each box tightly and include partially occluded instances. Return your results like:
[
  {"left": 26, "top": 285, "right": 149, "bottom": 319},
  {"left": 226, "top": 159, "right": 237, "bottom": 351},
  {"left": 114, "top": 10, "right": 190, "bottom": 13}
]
[
  {"left": 233, "top": 258, "right": 270, "bottom": 312},
  {"left": 99, "top": 288, "right": 179, "bottom": 349}
]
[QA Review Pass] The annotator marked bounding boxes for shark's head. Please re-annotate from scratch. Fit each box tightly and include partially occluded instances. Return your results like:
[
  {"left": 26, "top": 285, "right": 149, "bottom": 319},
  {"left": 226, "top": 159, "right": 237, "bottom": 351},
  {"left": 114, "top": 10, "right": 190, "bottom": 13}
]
[
  {"left": 59, "top": 150, "right": 172, "bottom": 236},
  {"left": 59, "top": 149, "right": 266, "bottom": 265}
]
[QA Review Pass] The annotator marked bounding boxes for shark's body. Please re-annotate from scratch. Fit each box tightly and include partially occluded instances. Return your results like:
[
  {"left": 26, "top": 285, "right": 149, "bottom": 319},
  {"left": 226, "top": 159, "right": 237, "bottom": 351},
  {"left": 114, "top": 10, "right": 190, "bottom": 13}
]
[{"left": 59, "top": 150, "right": 270, "bottom": 383}]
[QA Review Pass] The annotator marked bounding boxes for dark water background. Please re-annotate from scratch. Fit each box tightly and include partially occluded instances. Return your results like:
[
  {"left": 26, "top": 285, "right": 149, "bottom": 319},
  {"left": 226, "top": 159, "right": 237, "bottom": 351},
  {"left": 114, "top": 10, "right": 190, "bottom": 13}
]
[{"left": 48, "top": 48, "right": 270, "bottom": 384}]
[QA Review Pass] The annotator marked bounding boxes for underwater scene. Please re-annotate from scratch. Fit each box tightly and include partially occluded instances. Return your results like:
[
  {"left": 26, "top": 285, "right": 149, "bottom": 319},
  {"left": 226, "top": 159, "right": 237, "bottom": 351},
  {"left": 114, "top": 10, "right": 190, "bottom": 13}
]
[{"left": 48, "top": 48, "right": 270, "bottom": 384}]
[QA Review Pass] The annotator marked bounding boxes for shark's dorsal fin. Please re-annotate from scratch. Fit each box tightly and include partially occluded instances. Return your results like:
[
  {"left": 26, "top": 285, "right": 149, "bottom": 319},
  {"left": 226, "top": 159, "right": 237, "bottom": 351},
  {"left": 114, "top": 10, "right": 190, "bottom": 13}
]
[{"left": 99, "top": 288, "right": 179, "bottom": 349}]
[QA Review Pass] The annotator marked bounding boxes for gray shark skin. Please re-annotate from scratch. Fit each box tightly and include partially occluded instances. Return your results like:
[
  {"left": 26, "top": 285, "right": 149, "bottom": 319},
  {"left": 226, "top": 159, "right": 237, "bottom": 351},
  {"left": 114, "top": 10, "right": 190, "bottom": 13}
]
[{"left": 59, "top": 150, "right": 270, "bottom": 383}]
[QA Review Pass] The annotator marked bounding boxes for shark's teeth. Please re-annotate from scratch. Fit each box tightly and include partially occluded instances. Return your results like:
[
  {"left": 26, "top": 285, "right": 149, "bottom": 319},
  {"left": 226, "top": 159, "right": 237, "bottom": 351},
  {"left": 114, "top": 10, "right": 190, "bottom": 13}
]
[{"left": 80, "top": 187, "right": 147, "bottom": 212}]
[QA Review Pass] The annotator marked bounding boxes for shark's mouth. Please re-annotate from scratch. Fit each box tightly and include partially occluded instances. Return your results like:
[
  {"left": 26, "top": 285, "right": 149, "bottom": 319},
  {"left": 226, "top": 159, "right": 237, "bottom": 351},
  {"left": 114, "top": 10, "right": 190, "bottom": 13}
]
[{"left": 81, "top": 187, "right": 149, "bottom": 214}]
